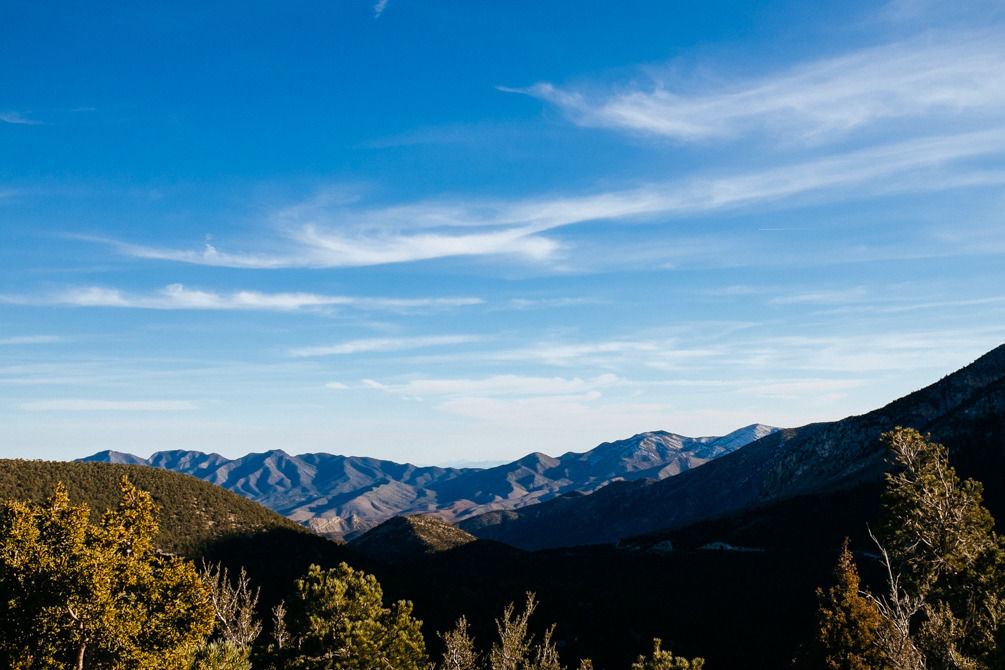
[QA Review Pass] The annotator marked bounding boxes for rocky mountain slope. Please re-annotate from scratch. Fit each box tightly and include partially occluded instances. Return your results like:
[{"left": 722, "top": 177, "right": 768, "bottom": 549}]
[
  {"left": 81, "top": 424, "right": 775, "bottom": 540},
  {"left": 459, "top": 343, "right": 1005, "bottom": 550}
]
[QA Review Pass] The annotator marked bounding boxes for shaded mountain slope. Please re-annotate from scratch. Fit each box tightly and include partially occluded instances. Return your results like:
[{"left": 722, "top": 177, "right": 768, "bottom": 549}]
[
  {"left": 372, "top": 533, "right": 848, "bottom": 670},
  {"left": 460, "top": 344, "right": 1005, "bottom": 550},
  {"left": 81, "top": 424, "right": 774, "bottom": 540}
]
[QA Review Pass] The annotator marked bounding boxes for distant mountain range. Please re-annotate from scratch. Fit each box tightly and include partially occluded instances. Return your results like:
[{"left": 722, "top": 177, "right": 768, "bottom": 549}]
[
  {"left": 458, "top": 343, "right": 1005, "bottom": 550},
  {"left": 80, "top": 423, "right": 776, "bottom": 540}
]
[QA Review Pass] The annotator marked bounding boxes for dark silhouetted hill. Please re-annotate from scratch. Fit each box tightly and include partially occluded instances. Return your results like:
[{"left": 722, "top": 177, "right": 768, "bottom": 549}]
[{"left": 459, "top": 344, "right": 1005, "bottom": 550}]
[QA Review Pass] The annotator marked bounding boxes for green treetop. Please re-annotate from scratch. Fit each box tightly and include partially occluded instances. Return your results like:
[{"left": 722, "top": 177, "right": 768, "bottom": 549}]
[{"left": 0, "top": 478, "right": 215, "bottom": 670}]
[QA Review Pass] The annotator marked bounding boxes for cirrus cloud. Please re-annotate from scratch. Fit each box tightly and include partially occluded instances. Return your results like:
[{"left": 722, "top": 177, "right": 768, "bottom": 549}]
[
  {"left": 6, "top": 284, "right": 483, "bottom": 313},
  {"left": 515, "top": 32, "right": 1005, "bottom": 144},
  {"left": 20, "top": 399, "right": 197, "bottom": 411}
]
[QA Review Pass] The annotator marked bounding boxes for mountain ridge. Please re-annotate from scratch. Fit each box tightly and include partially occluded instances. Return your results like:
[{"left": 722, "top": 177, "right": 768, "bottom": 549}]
[
  {"left": 80, "top": 423, "right": 776, "bottom": 540},
  {"left": 458, "top": 344, "right": 1005, "bottom": 549}
]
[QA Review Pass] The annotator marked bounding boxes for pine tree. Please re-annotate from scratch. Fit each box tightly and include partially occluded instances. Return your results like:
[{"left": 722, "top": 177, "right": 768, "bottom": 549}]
[
  {"left": 796, "top": 540, "right": 892, "bottom": 670},
  {"left": 187, "top": 640, "right": 253, "bottom": 670},
  {"left": 875, "top": 427, "right": 1005, "bottom": 670},
  {"left": 274, "top": 562, "right": 428, "bottom": 670}
]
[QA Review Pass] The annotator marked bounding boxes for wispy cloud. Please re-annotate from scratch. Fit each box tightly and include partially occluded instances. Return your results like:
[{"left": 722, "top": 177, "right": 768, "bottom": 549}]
[
  {"left": 20, "top": 399, "right": 197, "bottom": 411},
  {"left": 350, "top": 373, "right": 622, "bottom": 398},
  {"left": 740, "top": 378, "right": 865, "bottom": 399},
  {"left": 768, "top": 287, "right": 869, "bottom": 305},
  {"left": 9, "top": 284, "right": 482, "bottom": 312},
  {"left": 118, "top": 225, "right": 563, "bottom": 268},
  {"left": 486, "top": 340, "right": 665, "bottom": 367},
  {"left": 291, "top": 335, "right": 480, "bottom": 357},
  {"left": 373, "top": 0, "right": 388, "bottom": 18},
  {"left": 0, "top": 335, "right": 64, "bottom": 345},
  {"left": 515, "top": 32, "right": 1005, "bottom": 144},
  {"left": 107, "top": 124, "right": 1005, "bottom": 270},
  {"left": 0, "top": 111, "right": 42, "bottom": 125}
]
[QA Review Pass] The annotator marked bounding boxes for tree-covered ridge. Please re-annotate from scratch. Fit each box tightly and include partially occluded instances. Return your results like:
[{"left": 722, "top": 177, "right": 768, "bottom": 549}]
[
  {"left": 0, "top": 460, "right": 309, "bottom": 556},
  {"left": 0, "top": 476, "right": 702, "bottom": 670}
]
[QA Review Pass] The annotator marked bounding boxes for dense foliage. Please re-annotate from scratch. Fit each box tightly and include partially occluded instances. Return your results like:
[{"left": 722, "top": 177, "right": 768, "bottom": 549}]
[
  {"left": 267, "top": 562, "right": 428, "bottom": 670},
  {"left": 0, "top": 477, "right": 705, "bottom": 669},
  {"left": 0, "top": 478, "right": 215, "bottom": 669},
  {"left": 806, "top": 428, "right": 1005, "bottom": 670}
]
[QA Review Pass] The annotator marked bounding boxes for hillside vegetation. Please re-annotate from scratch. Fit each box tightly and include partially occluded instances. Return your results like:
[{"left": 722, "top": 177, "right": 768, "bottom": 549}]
[{"left": 0, "top": 459, "right": 309, "bottom": 556}]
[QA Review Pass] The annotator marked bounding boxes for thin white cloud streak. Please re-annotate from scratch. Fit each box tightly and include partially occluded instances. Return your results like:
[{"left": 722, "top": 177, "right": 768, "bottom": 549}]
[
  {"left": 769, "top": 288, "right": 869, "bottom": 305},
  {"left": 740, "top": 379, "right": 865, "bottom": 398},
  {"left": 13, "top": 284, "right": 482, "bottom": 312},
  {"left": 292, "top": 223, "right": 561, "bottom": 265},
  {"left": 486, "top": 341, "right": 665, "bottom": 367},
  {"left": 113, "top": 126, "right": 1005, "bottom": 269},
  {"left": 0, "top": 111, "right": 42, "bottom": 125},
  {"left": 20, "top": 400, "right": 197, "bottom": 411},
  {"left": 373, "top": 0, "right": 388, "bottom": 18},
  {"left": 349, "top": 373, "right": 622, "bottom": 398},
  {"left": 391, "top": 326, "right": 1005, "bottom": 378},
  {"left": 290, "top": 335, "right": 480, "bottom": 357},
  {"left": 0, "top": 335, "right": 64, "bottom": 345},
  {"left": 518, "top": 33, "right": 1005, "bottom": 143}
]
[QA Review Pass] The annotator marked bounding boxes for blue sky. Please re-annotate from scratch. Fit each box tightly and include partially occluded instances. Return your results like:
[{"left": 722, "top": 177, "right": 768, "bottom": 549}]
[{"left": 2, "top": 0, "right": 1004, "bottom": 464}]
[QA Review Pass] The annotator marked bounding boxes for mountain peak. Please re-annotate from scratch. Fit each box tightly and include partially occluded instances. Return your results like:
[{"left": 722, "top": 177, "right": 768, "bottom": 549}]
[
  {"left": 78, "top": 424, "right": 774, "bottom": 540},
  {"left": 78, "top": 450, "right": 148, "bottom": 465}
]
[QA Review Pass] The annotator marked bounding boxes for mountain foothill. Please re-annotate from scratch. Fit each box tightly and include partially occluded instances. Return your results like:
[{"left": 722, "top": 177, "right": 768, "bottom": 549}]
[{"left": 5, "top": 342, "right": 1005, "bottom": 668}]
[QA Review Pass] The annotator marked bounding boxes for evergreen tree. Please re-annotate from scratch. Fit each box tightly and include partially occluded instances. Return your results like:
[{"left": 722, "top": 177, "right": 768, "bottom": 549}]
[
  {"left": 273, "top": 562, "right": 428, "bottom": 669},
  {"left": 438, "top": 594, "right": 595, "bottom": 670},
  {"left": 796, "top": 540, "right": 892, "bottom": 670},
  {"left": 875, "top": 427, "right": 1005, "bottom": 670},
  {"left": 489, "top": 593, "right": 563, "bottom": 670}
]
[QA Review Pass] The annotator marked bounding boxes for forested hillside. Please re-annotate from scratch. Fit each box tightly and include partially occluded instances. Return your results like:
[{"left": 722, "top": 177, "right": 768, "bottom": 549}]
[{"left": 0, "top": 459, "right": 308, "bottom": 556}]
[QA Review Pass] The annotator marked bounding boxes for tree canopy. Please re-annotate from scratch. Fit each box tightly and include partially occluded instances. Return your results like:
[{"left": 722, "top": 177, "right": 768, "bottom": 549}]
[
  {"left": 807, "top": 427, "right": 1005, "bottom": 670},
  {"left": 269, "top": 562, "right": 428, "bottom": 670},
  {"left": 0, "top": 478, "right": 215, "bottom": 669}
]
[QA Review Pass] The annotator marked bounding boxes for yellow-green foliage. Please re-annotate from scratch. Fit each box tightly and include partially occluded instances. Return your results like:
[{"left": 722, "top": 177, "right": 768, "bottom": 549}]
[
  {"left": 0, "top": 478, "right": 216, "bottom": 669},
  {"left": 877, "top": 427, "right": 1005, "bottom": 669},
  {"left": 630, "top": 639, "right": 704, "bottom": 670},
  {"left": 273, "top": 562, "right": 428, "bottom": 670},
  {"left": 802, "top": 428, "right": 1005, "bottom": 670}
]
